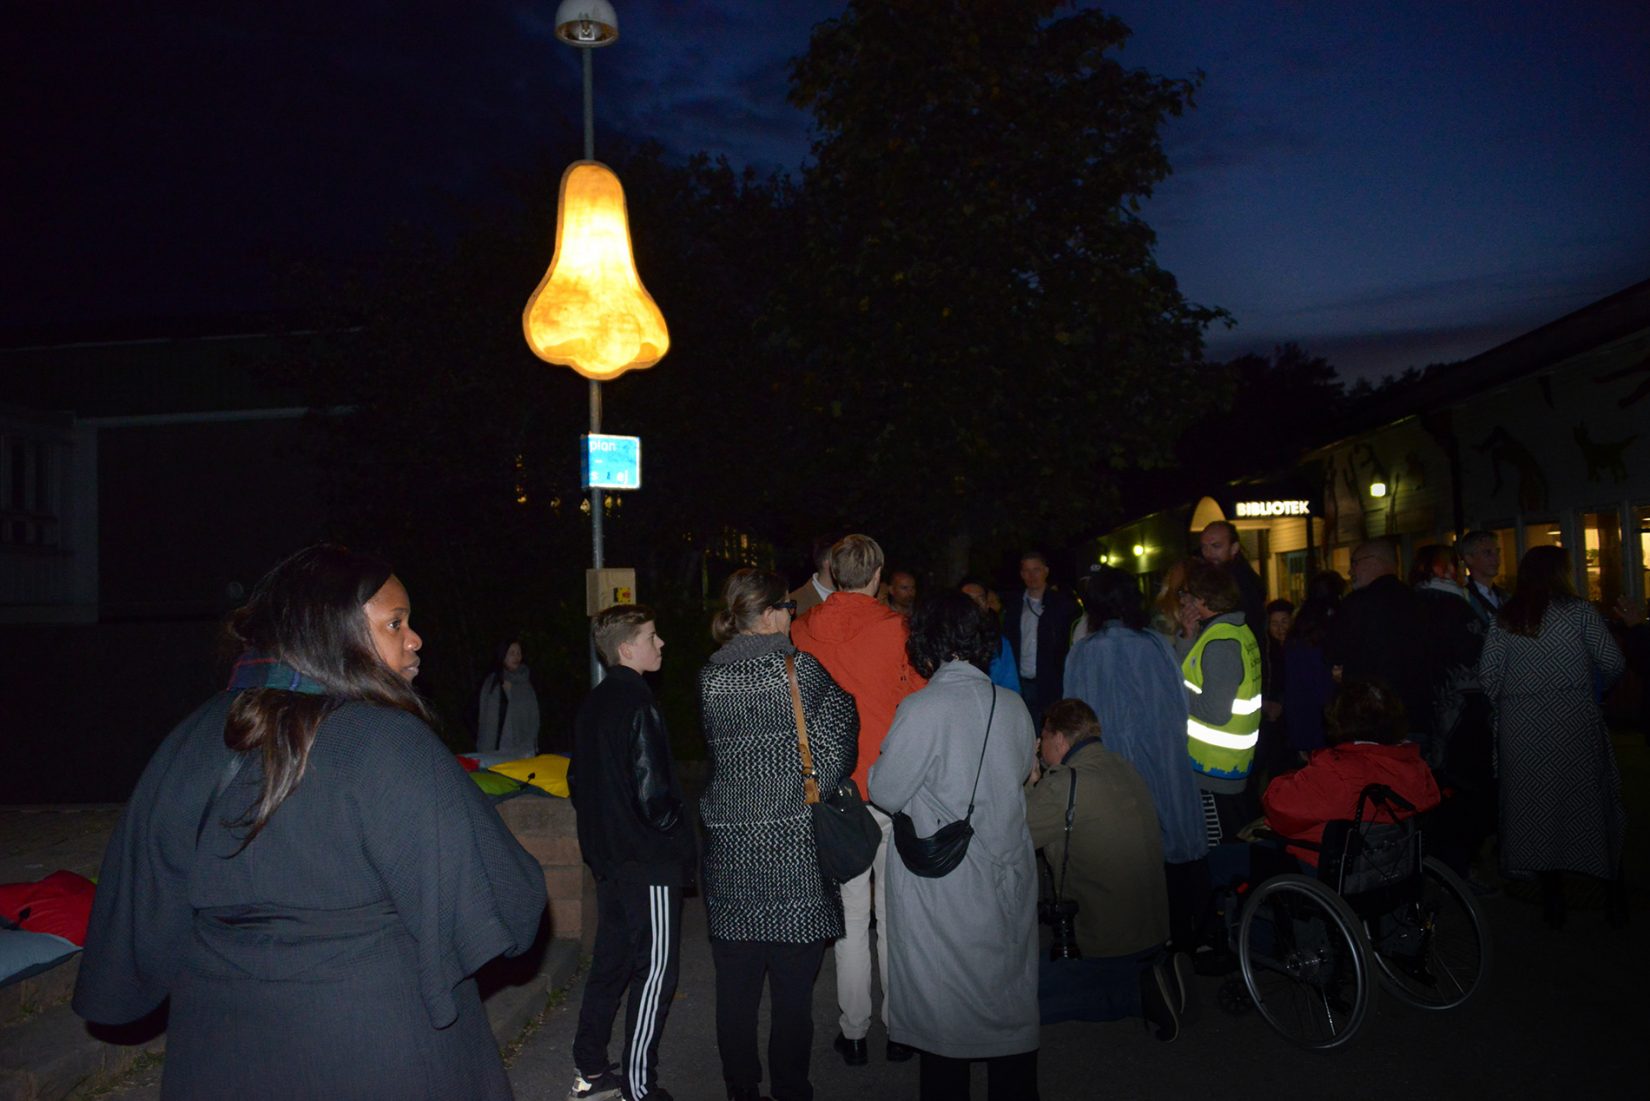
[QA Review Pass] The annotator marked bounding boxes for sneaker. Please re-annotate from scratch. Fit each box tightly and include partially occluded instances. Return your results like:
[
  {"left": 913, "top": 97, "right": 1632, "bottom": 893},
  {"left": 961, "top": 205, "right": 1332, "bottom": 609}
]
[
  {"left": 1170, "top": 951, "right": 1198, "bottom": 1024},
  {"left": 1139, "top": 960, "right": 1181, "bottom": 1042},
  {"left": 568, "top": 1067, "right": 623, "bottom": 1101},
  {"left": 624, "top": 1090, "right": 673, "bottom": 1101}
]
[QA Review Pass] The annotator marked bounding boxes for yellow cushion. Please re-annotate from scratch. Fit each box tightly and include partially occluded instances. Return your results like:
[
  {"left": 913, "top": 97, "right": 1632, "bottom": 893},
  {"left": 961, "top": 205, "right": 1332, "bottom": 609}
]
[{"left": 486, "top": 754, "right": 571, "bottom": 798}]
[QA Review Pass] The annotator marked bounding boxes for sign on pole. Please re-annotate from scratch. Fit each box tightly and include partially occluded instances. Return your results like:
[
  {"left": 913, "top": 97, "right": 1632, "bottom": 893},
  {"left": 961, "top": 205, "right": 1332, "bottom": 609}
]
[{"left": 581, "top": 433, "right": 642, "bottom": 490}]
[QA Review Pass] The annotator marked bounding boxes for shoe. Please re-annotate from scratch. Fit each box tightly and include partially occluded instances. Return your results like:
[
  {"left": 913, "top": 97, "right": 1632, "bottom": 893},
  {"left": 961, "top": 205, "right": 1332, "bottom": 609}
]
[
  {"left": 1465, "top": 873, "right": 1501, "bottom": 898},
  {"left": 624, "top": 1090, "right": 672, "bottom": 1101},
  {"left": 1191, "top": 946, "right": 1238, "bottom": 977},
  {"left": 568, "top": 1066, "right": 623, "bottom": 1101},
  {"left": 726, "top": 1087, "right": 771, "bottom": 1101},
  {"left": 1139, "top": 961, "right": 1181, "bottom": 1042},
  {"left": 833, "top": 1032, "right": 868, "bottom": 1066},
  {"left": 1169, "top": 951, "right": 1198, "bottom": 1024},
  {"left": 886, "top": 1040, "right": 916, "bottom": 1063}
]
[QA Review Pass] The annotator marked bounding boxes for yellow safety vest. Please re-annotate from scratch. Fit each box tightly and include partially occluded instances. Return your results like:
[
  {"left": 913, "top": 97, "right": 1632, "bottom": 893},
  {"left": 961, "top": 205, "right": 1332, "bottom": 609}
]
[{"left": 1181, "top": 619, "right": 1263, "bottom": 781}]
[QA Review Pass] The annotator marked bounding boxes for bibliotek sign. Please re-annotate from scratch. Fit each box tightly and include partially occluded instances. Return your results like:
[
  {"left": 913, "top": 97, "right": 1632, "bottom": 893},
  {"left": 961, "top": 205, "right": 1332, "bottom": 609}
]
[
  {"left": 1234, "top": 499, "right": 1310, "bottom": 518},
  {"left": 581, "top": 434, "right": 641, "bottom": 490}
]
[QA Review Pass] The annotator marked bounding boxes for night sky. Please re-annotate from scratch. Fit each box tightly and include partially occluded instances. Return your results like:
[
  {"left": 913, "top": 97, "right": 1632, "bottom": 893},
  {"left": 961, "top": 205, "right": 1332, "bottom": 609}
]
[{"left": 6, "top": 1, "right": 1646, "bottom": 381}]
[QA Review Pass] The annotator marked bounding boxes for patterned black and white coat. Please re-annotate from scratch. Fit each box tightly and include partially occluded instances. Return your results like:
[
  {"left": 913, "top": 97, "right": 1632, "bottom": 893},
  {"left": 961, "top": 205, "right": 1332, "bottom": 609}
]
[{"left": 696, "top": 632, "right": 859, "bottom": 943}]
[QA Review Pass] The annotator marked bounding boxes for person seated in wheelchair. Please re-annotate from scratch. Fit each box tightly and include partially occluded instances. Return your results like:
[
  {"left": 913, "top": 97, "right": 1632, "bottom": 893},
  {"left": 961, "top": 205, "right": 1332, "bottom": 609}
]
[
  {"left": 1209, "top": 680, "right": 1441, "bottom": 887},
  {"left": 1025, "top": 699, "right": 1187, "bottom": 1041}
]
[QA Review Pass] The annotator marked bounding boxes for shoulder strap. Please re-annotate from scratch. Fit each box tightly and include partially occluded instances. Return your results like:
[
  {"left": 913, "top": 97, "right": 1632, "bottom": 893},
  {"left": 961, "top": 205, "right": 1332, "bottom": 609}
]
[
  {"left": 1053, "top": 768, "right": 1077, "bottom": 902},
  {"left": 786, "top": 655, "right": 822, "bottom": 806},
  {"left": 962, "top": 686, "right": 997, "bottom": 822},
  {"left": 196, "top": 751, "right": 248, "bottom": 847}
]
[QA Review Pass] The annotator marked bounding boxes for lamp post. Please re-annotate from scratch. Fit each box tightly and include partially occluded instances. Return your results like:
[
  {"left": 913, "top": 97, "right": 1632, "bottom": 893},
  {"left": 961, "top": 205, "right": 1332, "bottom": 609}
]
[{"left": 522, "top": 1, "right": 669, "bottom": 685}]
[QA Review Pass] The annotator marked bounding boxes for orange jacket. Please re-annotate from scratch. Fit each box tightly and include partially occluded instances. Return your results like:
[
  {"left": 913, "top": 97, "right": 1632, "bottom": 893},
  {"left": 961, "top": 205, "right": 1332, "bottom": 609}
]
[
  {"left": 791, "top": 592, "right": 927, "bottom": 793},
  {"left": 1262, "top": 742, "right": 1440, "bottom": 866}
]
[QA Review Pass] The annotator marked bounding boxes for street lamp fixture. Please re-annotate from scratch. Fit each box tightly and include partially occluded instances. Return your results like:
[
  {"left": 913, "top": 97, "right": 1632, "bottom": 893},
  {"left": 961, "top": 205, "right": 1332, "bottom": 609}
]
[
  {"left": 1369, "top": 481, "right": 1388, "bottom": 498},
  {"left": 554, "top": 0, "right": 618, "bottom": 46}
]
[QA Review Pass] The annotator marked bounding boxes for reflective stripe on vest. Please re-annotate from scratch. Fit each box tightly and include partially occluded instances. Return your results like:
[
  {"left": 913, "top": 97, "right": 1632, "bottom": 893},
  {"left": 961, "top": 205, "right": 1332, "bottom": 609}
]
[{"left": 1181, "top": 619, "right": 1263, "bottom": 780}]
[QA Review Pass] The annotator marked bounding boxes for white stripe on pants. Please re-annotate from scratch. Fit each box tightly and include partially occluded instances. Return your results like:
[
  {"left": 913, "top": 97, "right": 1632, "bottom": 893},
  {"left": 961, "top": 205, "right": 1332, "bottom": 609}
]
[
  {"left": 835, "top": 805, "right": 893, "bottom": 1039},
  {"left": 629, "top": 885, "right": 670, "bottom": 1098}
]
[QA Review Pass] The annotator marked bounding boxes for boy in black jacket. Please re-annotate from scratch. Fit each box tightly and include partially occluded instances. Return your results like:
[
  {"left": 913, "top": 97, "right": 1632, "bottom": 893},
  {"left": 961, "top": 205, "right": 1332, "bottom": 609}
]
[{"left": 567, "top": 605, "right": 696, "bottom": 1101}]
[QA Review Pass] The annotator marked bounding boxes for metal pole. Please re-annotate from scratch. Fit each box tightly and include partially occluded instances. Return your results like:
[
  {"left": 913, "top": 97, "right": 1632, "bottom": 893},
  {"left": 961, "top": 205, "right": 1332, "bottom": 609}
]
[{"left": 583, "top": 44, "right": 605, "bottom": 687}]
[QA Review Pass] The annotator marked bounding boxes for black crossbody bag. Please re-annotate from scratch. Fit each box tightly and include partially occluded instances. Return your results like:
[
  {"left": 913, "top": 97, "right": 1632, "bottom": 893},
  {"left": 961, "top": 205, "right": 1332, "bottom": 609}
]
[{"left": 892, "top": 687, "right": 996, "bottom": 879}]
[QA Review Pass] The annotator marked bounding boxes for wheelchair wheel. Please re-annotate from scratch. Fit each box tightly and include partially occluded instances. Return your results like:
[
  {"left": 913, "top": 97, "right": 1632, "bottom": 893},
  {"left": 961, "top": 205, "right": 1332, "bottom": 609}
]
[
  {"left": 1239, "top": 873, "right": 1372, "bottom": 1050},
  {"left": 1367, "top": 856, "right": 1490, "bottom": 1011}
]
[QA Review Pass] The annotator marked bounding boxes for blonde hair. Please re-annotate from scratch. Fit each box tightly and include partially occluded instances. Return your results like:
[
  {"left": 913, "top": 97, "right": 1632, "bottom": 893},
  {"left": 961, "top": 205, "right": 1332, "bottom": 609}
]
[{"left": 829, "top": 533, "right": 884, "bottom": 592}]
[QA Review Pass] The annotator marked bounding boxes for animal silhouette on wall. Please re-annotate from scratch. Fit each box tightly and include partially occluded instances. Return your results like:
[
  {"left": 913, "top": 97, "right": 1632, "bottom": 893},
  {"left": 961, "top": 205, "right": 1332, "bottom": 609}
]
[
  {"left": 1573, "top": 424, "right": 1638, "bottom": 483},
  {"left": 1595, "top": 351, "right": 1650, "bottom": 409},
  {"left": 1476, "top": 425, "right": 1550, "bottom": 512}
]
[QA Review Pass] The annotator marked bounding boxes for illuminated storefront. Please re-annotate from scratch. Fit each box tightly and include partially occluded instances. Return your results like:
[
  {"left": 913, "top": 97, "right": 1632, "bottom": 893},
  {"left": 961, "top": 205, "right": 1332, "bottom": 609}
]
[{"left": 1094, "top": 279, "right": 1650, "bottom": 610}]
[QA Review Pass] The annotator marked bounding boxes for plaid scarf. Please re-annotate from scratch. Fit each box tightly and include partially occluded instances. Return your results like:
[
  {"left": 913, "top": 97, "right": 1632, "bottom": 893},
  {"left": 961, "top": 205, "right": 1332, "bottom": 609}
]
[{"left": 227, "top": 653, "right": 328, "bottom": 695}]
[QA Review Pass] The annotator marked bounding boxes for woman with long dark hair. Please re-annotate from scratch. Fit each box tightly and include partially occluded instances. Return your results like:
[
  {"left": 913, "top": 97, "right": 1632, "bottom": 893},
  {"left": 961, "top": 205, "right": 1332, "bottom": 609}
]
[
  {"left": 696, "top": 568, "right": 859, "bottom": 1101},
  {"left": 73, "top": 545, "right": 547, "bottom": 1098},
  {"left": 869, "top": 592, "right": 1039, "bottom": 1101},
  {"left": 477, "top": 638, "right": 542, "bottom": 756},
  {"left": 1480, "top": 545, "right": 1626, "bottom": 927}
]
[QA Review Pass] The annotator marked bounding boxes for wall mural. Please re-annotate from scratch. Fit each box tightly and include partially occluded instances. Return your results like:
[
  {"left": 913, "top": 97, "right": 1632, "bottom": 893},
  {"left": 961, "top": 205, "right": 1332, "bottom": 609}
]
[
  {"left": 1475, "top": 425, "right": 1550, "bottom": 512},
  {"left": 1595, "top": 350, "right": 1650, "bottom": 409},
  {"left": 1573, "top": 424, "right": 1638, "bottom": 483}
]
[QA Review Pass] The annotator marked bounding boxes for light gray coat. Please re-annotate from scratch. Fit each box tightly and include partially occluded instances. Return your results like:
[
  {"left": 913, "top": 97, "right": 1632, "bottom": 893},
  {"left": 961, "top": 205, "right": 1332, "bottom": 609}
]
[
  {"left": 477, "top": 666, "right": 540, "bottom": 755},
  {"left": 868, "top": 661, "right": 1039, "bottom": 1059}
]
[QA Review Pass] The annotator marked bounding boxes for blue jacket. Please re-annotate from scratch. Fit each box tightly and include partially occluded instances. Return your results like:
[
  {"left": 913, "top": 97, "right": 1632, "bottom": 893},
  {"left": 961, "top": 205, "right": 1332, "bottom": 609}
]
[
  {"left": 1063, "top": 622, "right": 1208, "bottom": 864},
  {"left": 988, "top": 637, "right": 1021, "bottom": 692}
]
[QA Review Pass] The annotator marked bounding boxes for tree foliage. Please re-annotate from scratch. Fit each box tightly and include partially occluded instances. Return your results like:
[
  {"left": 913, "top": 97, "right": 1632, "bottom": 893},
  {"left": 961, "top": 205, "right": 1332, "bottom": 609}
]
[{"left": 775, "top": 0, "right": 1227, "bottom": 571}]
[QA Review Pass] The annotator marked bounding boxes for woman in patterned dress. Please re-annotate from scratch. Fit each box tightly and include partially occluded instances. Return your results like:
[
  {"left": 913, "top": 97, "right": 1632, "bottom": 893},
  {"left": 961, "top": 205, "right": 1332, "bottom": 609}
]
[
  {"left": 1480, "top": 546, "right": 1626, "bottom": 928},
  {"left": 697, "top": 568, "right": 860, "bottom": 1101}
]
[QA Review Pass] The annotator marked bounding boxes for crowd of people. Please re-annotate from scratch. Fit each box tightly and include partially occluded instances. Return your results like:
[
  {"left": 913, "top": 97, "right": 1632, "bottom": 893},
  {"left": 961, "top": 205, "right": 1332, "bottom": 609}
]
[
  {"left": 66, "top": 525, "right": 1642, "bottom": 1101},
  {"left": 564, "top": 525, "right": 1640, "bottom": 1101}
]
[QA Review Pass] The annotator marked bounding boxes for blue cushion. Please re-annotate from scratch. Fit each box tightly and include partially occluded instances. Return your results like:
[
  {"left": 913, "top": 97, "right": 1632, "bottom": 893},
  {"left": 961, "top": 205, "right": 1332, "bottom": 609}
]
[{"left": 0, "top": 929, "right": 79, "bottom": 988}]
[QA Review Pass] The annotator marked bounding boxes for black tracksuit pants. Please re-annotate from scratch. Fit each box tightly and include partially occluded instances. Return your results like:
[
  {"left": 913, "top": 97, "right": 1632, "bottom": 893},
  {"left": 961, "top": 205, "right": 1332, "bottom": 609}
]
[
  {"left": 573, "top": 878, "right": 683, "bottom": 1100},
  {"left": 710, "top": 937, "right": 829, "bottom": 1101}
]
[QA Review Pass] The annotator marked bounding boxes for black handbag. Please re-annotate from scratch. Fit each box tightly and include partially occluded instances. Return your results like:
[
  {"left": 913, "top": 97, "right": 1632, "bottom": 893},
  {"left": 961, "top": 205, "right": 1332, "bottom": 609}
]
[
  {"left": 891, "top": 688, "right": 996, "bottom": 879},
  {"left": 788, "top": 656, "right": 881, "bottom": 883}
]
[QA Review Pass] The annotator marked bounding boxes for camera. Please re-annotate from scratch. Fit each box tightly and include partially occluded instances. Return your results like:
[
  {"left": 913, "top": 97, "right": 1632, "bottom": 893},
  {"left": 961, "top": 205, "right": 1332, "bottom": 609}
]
[{"left": 1038, "top": 897, "right": 1081, "bottom": 961}]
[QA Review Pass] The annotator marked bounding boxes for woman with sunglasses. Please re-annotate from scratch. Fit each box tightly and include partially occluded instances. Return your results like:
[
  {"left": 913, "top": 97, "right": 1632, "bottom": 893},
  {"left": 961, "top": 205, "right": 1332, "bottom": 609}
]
[{"left": 697, "top": 568, "right": 859, "bottom": 1101}]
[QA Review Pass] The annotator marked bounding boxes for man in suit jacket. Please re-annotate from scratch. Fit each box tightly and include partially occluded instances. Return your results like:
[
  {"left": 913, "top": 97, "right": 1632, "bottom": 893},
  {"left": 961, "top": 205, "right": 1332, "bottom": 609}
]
[
  {"left": 1460, "top": 530, "right": 1508, "bottom": 626},
  {"left": 790, "top": 533, "right": 839, "bottom": 616},
  {"left": 1003, "top": 551, "right": 1079, "bottom": 729}
]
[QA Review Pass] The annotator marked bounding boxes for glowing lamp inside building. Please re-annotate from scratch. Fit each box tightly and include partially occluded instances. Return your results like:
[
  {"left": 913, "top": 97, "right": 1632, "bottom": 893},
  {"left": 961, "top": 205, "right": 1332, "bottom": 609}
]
[
  {"left": 1132, "top": 544, "right": 1146, "bottom": 557},
  {"left": 1368, "top": 481, "right": 1388, "bottom": 498},
  {"left": 522, "top": 160, "right": 669, "bottom": 380}
]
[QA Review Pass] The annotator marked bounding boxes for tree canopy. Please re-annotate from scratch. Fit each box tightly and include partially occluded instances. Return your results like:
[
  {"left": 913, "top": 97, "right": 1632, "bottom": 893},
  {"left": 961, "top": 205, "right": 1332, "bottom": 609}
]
[{"left": 774, "top": 0, "right": 1227, "bottom": 572}]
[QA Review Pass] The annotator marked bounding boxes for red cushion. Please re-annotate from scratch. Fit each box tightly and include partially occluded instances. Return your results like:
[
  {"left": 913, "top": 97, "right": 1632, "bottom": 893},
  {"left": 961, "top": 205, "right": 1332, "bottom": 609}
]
[
  {"left": 0, "top": 870, "right": 97, "bottom": 945},
  {"left": 456, "top": 755, "right": 480, "bottom": 772}
]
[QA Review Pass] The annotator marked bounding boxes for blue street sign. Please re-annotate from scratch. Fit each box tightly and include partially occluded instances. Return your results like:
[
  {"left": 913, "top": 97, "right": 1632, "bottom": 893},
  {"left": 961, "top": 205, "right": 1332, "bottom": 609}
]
[{"left": 581, "top": 434, "right": 642, "bottom": 490}]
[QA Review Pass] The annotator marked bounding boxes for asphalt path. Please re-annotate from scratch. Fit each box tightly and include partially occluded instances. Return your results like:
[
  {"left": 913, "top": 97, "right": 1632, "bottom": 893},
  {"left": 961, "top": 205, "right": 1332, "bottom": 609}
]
[{"left": 505, "top": 866, "right": 1646, "bottom": 1101}]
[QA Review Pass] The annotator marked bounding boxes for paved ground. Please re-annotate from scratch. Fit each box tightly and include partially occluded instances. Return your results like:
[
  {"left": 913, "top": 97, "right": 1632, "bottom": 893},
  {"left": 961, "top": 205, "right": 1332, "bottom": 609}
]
[
  {"left": 503, "top": 871, "right": 1645, "bottom": 1101},
  {"left": 504, "top": 728, "right": 1650, "bottom": 1101}
]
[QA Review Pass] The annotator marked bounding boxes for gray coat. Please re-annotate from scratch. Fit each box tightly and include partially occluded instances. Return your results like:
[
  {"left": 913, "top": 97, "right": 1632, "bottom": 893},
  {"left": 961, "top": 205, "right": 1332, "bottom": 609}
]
[
  {"left": 477, "top": 666, "right": 540, "bottom": 755},
  {"left": 868, "top": 661, "right": 1039, "bottom": 1059}
]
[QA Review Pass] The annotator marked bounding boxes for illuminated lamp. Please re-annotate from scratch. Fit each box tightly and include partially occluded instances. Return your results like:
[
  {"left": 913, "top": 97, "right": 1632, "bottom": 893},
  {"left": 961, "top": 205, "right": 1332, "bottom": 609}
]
[
  {"left": 522, "top": 161, "right": 670, "bottom": 381},
  {"left": 1369, "top": 481, "right": 1388, "bottom": 498},
  {"left": 1132, "top": 544, "right": 1146, "bottom": 557}
]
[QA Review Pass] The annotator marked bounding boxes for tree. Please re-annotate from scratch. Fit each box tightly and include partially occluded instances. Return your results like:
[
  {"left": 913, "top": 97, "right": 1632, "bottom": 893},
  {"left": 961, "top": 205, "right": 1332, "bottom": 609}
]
[{"left": 776, "top": 0, "right": 1227, "bottom": 575}]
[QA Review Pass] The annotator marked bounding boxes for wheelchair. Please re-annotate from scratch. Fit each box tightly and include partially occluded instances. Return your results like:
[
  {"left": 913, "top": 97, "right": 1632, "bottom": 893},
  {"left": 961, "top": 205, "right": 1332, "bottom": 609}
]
[{"left": 1220, "top": 784, "right": 1491, "bottom": 1050}]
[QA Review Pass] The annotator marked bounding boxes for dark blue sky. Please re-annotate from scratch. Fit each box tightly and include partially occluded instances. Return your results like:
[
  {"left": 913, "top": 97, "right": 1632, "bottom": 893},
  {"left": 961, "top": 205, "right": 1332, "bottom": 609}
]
[{"left": 6, "top": 2, "right": 1646, "bottom": 381}]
